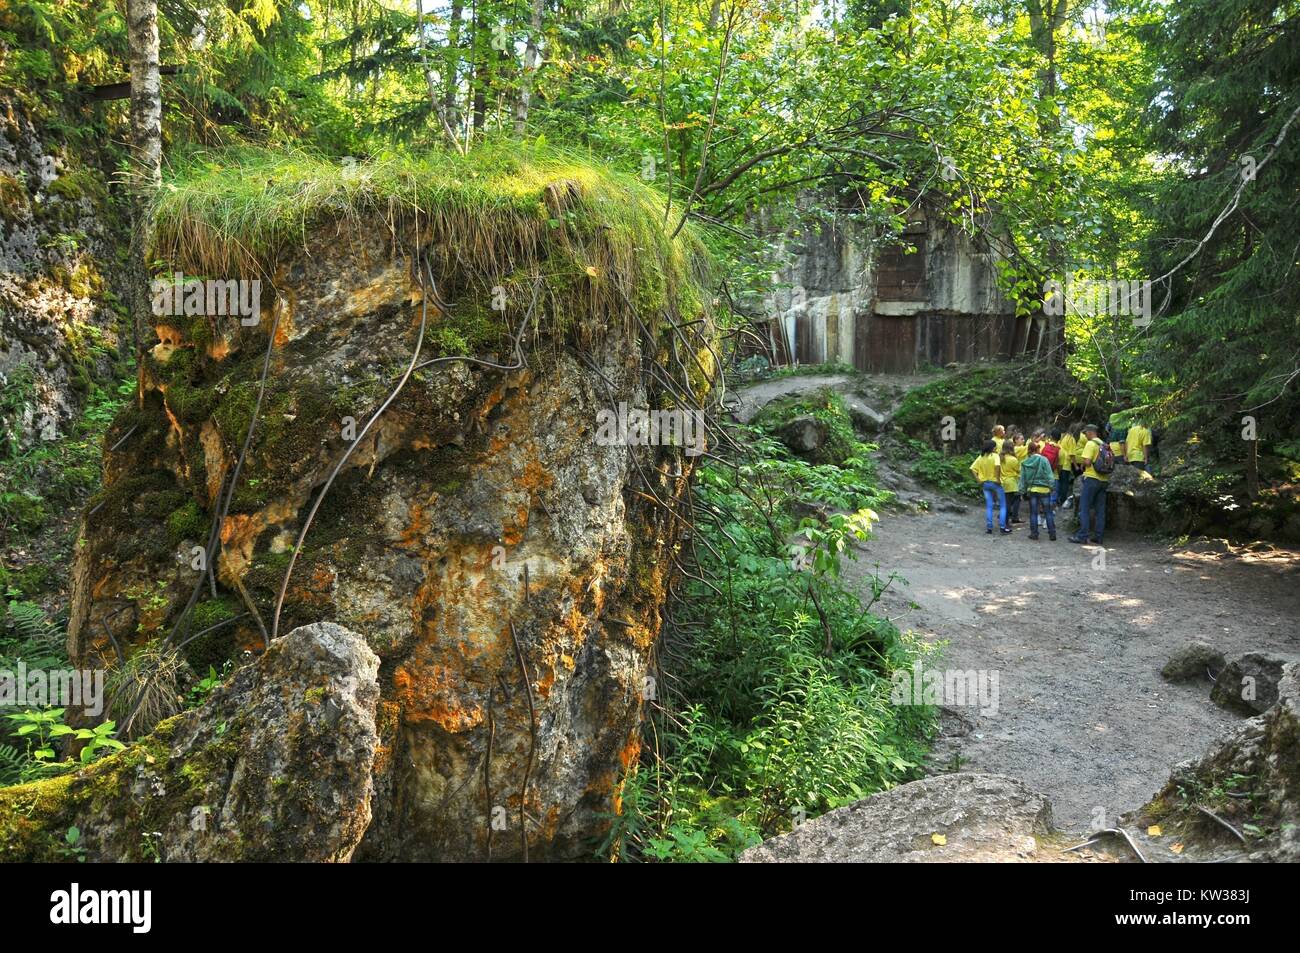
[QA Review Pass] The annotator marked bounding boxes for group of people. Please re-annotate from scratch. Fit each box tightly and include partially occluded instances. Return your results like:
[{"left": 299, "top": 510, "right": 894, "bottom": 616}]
[{"left": 968, "top": 418, "right": 1153, "bottom": 545}]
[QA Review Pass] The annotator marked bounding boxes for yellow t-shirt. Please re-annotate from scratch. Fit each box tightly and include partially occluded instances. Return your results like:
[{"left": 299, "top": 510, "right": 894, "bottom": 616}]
[
  {"left": 1059, "top": 433, "right": 1077, "bottom": 468},
  {"left": 1000, "top": 454, "right": 1021, "bottom": 491},
  {"left": 970, "top": 452, "right": 1000, "bottom": 484},
  {"left": 1126, "top": 424, "right": 1151, "bottom": 462},
  {"left": 992, "top": 436, "right": 1005, "bottom": 452},
  {"left": 1081, "top": 437, "right": 1110, "bottom": 481},
  {"left": 1014, "top": 444, "right": 1028, "bottom": 460}
]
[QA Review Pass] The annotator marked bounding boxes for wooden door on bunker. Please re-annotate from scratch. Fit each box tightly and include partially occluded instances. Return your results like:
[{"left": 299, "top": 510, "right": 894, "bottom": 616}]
[{"left": 856, "top": 312, "right": 919, "bottom": 372}]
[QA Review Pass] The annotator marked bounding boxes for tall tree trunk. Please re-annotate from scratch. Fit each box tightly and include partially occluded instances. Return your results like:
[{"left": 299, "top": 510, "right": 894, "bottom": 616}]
[
  {"left": 471, "top": 4, "right": 488, "bottom": 136},
  {"left": 444, "top": 0, "right": 464, "bottom": 130},
  {"left": 127, "top": 0, "right": 161, "bottom": 360},
  {"left": 1026, "top": 0, "right": 1069, "bottom": 364},
  {"left": 417, "top": 0, "right": 466, "bottom": 149},
  {"left": 127, "top": 0, "right": 161, "bottom": 191},
  {"left": 513, "top": 0, "right": 544, "bottom": 135}
]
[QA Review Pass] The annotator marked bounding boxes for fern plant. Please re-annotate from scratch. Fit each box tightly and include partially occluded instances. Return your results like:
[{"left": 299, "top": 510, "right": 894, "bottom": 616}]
[{"left": 0, "top": 743, "right": 28, "bottom": 787}]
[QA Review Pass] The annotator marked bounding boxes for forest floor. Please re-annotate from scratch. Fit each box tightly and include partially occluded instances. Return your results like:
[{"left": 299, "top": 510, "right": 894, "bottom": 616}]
[
  {"left": 849, "top": 504, "right": 1300, "bottom": 834},
  {"left": 734, "top": 370, "right": 1300, "bottom": 842}
]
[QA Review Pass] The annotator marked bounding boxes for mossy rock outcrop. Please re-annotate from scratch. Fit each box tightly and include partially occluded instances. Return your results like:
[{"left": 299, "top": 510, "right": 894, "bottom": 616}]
[
  {"left": 65, "top": 146, "right": 716, "bottom": 860},
  {"left": 0, "top": 623, "right": 379, "bottom": 862},
  {"left": 1130, "top": 664, "right": 1300, "bottom": 862},
  {"left": 892, "top": 361, "right": 1098, "bottom": 451}
]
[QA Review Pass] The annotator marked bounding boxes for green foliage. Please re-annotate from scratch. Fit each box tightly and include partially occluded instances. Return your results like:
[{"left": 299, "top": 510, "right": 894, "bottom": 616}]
[
  {"left": 0, "top": 601, "right": 122, "bottom": 788},
  {"left": 1, "top": 600, "right": 66, "bottom": 672},
  {"left": 1134, "top": 0, "right": 1300, "bottom": 453},
  {"left": 900, "top": 439, "right": 981, "bottom": 500},
  {"left": 608, "top": 425, "right": 932, "bottom": 862},
  {"left": 2, "top": 707, "right": 123, "bottom": 782},
  {"left": 0, "top": 372, "right": 132, "bottom": 546}
]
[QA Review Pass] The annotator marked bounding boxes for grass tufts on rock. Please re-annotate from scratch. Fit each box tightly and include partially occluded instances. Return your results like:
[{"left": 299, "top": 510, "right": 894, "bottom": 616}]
[{"left": 150, "top": 140, "right": 712, "bottom": 335}]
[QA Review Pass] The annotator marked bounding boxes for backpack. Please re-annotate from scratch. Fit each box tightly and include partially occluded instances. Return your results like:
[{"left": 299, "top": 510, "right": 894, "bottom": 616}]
[
  {"left": 1091, "top": 438, "right": 1116, "bottom": 475},
  {"left": 1040, "top": 442, "right": 1060, "bottom": 470}
]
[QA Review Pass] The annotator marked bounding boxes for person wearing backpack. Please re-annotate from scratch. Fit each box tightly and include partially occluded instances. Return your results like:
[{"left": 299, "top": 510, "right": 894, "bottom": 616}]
[
  {"left": 1040, "top": 429, "right": 1062, "bottom": 504},
  {"left": 1019, "top": 440, "right": 1057, "bottom": 540},
  {"left": 1070, "top": 423, "right": 1114, "bottom": 545}
]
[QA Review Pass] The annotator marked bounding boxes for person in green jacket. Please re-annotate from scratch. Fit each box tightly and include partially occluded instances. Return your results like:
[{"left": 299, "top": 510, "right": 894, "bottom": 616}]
[{"left": 1018, "top": 440, "right": 1057, "bottom": 541}]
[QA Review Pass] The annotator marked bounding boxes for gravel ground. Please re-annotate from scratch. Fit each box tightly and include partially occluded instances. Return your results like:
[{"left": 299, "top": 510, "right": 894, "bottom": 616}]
[{"left": 847, "top": 505, "right": 1300, "bottom": 833}]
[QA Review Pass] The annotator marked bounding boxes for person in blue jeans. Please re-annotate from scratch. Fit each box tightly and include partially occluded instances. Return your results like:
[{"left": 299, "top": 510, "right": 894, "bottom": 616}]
[
  {"left": 1018, "top": 441, "right": 1057, "bottom": 540},
  {"left": 969, "top": 439, "right": 1010, "bottom": 534},
  {"left": 1070, "top": 424, "right": 1109, "bottom": 544}
]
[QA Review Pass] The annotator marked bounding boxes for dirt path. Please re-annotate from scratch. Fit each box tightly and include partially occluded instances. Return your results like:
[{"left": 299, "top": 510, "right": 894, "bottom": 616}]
[{"left": 846, "top": 503, "right": 1300, "bottom": 833}]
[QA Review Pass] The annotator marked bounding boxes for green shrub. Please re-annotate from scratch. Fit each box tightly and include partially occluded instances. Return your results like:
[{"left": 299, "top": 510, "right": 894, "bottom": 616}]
[{"left": 606, "top": 426, "right": 933, "bottom": 862}]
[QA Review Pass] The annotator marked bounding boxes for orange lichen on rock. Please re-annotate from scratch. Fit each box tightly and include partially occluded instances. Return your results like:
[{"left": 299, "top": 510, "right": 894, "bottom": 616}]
[
  {"left": 271, "top": 294, "right": 294, "bottom": 347},
  {"left": 392, "top": 658, "right": 484, "bottom": 733},
  {"left": 199, "top": 422, "right": 228, "bottom": 506}
]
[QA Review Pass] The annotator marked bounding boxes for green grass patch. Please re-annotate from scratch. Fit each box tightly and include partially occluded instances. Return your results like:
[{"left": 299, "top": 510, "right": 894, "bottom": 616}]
[{"left": 150, "top": 141, "right": 712, "bottom": 335}]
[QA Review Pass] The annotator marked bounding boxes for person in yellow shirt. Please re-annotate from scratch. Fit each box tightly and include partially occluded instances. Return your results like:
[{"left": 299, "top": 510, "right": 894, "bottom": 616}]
[
  {"left": 970, "top": 440, "right": 1010, "bottom": 534},
  {"left": 1012, "top": 432, "right": 1028, "bottom": 461},
  {"left": 1069, "top": 424, "right": 1112, "bottom": 545},
  {"left": 991, "top": 425, "right": 1006, "bottom": 453},
  {"left": 1001, "top": 444, "right": 1022, "bottom": 524},
  {"left": 1126, "top": 419, "right": 1152, "bottom": 472},
  {"left": 1057, "top": 427, "right": 1078, "bottom": 508}
]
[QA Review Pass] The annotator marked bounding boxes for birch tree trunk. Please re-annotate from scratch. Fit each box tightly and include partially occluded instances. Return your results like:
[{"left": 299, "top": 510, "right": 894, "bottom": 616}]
[
  {"left": 513, "top": 0, "right": 545, "bottom": 136},
  {"left": 127, "top": 0, "right": 161, "bottom": 360},
  {"left": 127, "top": 0, "right": 161, "bottom": 190}
]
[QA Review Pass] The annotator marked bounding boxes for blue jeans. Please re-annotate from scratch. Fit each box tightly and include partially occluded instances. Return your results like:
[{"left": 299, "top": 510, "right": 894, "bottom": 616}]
[
  {"left": 1057, "top": 469, "right": 1074, "bottom": 507},
  {"left": 982, "top": 482, "right": 1007, "bottom": 530},
  {"left": 1130, "top": 460, "right": 1148, "bottom": 473},
  {"left": 1029, "top": 493, "right": 1055, "bottom": 536},
  {"left": 1073, "top": 477, "right": 1107, "bottom": 541}
]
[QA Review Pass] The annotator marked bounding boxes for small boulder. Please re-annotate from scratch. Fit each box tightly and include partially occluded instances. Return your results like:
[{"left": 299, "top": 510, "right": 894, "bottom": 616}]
[
  {"left": 1210, "top": 652, "right": 1299, "bottom": 715},
  {"left": 0, "top": 622, "right": 381, "bottom": 862},
  {"left": 740, "top": 774, "right": 1053, "bottom": 863},
  {"left": 1140, "top": 668, "right": 1300, "bottom": 861},
  {"left": 1162, "top": 641, "right": 1225, "bottom": 682},
  {"left": 777, "top": 414, "right": 828, "bottom": 456},
  {"left": 842, "top": 394, "right": 887, "bottom": 431},
  {"left": 1103, "top": 464, "right": 1161, "bottom": 532}
]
